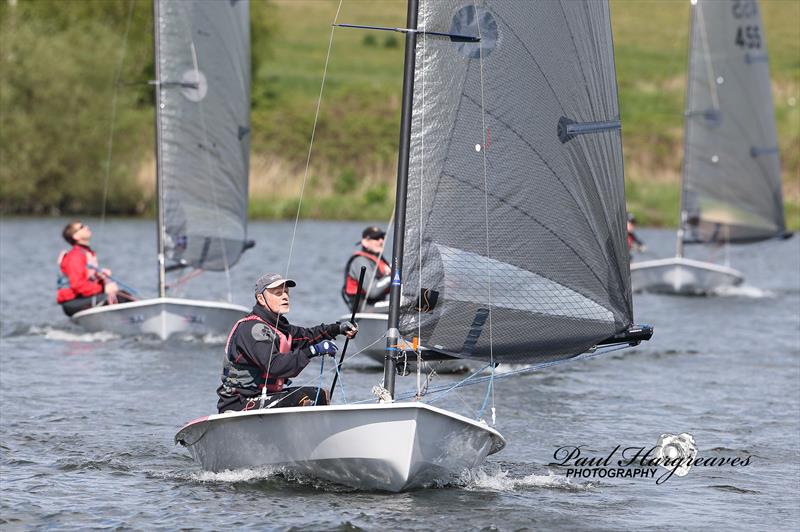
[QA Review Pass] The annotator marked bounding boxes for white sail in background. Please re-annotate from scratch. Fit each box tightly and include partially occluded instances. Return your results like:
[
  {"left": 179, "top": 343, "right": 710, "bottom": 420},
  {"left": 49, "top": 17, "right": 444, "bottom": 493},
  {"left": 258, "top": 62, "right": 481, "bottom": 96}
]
[
  {"left": 681, "top": 0, "right": 786, "bottom": 244},
  {"left": 155, "top": 0, "right": 251, "bottom": 271}
]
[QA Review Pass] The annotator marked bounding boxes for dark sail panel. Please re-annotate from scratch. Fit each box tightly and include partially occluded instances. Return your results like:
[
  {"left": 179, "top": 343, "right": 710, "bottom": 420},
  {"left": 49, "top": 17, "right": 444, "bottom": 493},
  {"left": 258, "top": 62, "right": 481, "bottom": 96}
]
[
  {"left": 682, "top": 0, "right": 785, "bottom": 244},
  {"left": 155, "top": 0, "right": 250, "bottom": 271},
  {"left": 399, "top": 0, "right": 631, "bottom": 363}
]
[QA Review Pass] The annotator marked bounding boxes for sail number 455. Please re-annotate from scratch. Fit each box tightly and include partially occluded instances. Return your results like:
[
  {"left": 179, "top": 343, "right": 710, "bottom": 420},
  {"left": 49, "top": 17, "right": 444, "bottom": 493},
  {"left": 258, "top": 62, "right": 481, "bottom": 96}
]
[{"left": 735, "top": 25, "right": 761, "bottom": 49}]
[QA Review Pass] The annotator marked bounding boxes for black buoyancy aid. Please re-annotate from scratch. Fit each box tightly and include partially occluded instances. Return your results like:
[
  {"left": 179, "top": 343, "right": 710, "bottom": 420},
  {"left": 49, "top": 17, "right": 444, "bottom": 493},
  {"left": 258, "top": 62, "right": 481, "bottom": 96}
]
[
  {"left": 221, "top": 315, "right": 293, "bottom": 396},
  {"left": 342, "top": 250, "right": 391, "bottom": 299}
]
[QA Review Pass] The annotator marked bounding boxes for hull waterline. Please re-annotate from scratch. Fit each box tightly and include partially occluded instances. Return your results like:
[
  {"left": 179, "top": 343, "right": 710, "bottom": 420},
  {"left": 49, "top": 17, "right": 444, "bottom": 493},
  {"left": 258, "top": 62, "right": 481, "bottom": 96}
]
[
  {"left": 630, "top": 257, "right": 743, "bottom": 295},
  {"left": 175, "top": 402, "right": 505, "bottom": 492},
  {"left": 71, "top": 297, "right": 248, "bottom": 340}
]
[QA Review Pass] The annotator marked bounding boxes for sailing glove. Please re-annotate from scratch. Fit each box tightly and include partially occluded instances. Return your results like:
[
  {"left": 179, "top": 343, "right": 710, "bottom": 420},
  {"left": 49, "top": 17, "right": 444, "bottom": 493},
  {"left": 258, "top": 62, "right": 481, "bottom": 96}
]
[
  {"left": 309, "top": 340, "right": 338, "bottom": 357},
  {"left": 338, "top": 321, "right": 358, "bottom": 337}
]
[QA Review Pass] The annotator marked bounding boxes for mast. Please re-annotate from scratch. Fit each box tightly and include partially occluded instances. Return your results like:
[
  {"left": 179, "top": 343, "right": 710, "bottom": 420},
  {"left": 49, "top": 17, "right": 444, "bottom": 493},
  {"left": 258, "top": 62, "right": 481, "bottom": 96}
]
[
  {"left": 384, "top": 0, "right": 419, "bottom": 399},
  {"left": 676, "top": 0, "right": 697, "bottom": 259},
  {"left": 152, "top": 0, "right": 167, "bottom": 297}
]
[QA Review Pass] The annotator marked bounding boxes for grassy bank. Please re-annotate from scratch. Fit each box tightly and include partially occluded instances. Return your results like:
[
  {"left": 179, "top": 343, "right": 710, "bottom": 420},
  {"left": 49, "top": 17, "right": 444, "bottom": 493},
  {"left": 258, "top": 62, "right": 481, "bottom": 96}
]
[
  {"left": 2, "top": 0, "right": 798, "bottom": 229},
  {"left": 244, "top": 0, "right": 799, "bottom": 228}
]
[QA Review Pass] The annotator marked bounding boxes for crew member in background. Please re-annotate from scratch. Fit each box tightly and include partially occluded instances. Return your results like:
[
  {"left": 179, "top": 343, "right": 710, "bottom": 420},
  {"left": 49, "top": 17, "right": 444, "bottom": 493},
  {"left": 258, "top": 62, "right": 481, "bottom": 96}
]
[
  {"left": 342, "top": 225, "right": 391, "bottom": 310},
  {"left": 56, "top": 220, "right": 133, "bottom": 316},
  {"left": 217, "top": 272, "right": 358, "bottom": 413},
  {"left": 627, "top": 213, "right": 647, "bottom": 257}
]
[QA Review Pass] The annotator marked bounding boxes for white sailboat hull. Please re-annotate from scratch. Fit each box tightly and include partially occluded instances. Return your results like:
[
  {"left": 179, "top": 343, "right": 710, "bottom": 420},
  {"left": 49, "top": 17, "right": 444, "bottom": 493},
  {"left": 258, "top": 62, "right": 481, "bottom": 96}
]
[
  {"left": 71, "top": 297, "right": 248, "bottom": 340},
  {"left": 341, "top": 312, "right": 482, "bottom": 374},
  {"left": 630, "top": 257, "right": 743, "bottom": 295},
  {"left": 175, "top": 402, "right": 505, "bottom": 492}
]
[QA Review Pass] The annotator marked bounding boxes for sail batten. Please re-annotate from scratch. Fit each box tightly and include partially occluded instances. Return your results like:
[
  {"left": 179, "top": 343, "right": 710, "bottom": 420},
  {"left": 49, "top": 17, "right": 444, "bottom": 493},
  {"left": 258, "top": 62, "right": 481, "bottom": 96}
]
[
  {"left": 155, "top": 0, "right": 251, "bottom": 272},
  {"left": 399, "top": 0, "right": 631, "bottom": 364},
  {"left": 681, "top": 0, "right": 785, "bottom": 244}
]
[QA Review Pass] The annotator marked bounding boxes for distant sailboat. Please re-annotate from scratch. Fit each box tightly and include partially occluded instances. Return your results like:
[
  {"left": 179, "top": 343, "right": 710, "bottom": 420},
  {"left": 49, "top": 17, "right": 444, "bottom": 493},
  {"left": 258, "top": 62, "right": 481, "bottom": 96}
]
[
  {"left": 631, "top": 0, "right": 790, "bottom": 295},
  {"left": 72, "top": 0, "right": 253, "bottom": 339},
  {"left": 176, "top": 0, "right": 651, "bottom": 492}
]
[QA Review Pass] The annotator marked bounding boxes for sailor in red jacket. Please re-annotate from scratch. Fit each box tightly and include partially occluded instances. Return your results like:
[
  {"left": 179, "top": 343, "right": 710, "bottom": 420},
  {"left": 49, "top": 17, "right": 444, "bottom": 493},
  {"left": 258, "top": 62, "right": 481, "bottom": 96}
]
[
  {"left": 341, "top": 225, "right": 392, "bottom": 309},
  {"left": 56, "top": 220, "right": 131, "bottom": 316},
  {"left": 626, "top": 213, "right": 646, "bottom": 258}
]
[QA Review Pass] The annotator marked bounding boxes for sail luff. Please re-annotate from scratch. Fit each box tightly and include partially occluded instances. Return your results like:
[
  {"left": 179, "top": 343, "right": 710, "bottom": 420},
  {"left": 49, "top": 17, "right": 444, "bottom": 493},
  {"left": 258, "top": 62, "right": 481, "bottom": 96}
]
[
  {"left": 677, "top": 1, "right": 698, "bottom": 259},
  {"left": 384, "top": 0, "right": 420, "bottom": 399},
  {"left": 153, "top": 0, "right": 166, "bottom": 297}
]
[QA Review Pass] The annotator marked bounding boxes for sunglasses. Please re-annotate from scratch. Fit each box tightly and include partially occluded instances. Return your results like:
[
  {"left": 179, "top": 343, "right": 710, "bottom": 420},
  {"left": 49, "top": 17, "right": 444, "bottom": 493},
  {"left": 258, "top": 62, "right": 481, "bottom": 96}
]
[{"left": 367, "top": 235, "right": 385, "bottom": 240}]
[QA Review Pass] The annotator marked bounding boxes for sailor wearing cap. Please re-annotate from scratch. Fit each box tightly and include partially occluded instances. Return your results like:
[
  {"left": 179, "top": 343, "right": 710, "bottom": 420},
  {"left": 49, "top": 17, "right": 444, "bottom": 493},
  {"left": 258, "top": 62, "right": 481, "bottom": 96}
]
[
  {"left": 216, "top": 272, "right": 358, "bottom": 413},
  {"left": 341, "top": 226, "right": 392, "bottom": 309}
]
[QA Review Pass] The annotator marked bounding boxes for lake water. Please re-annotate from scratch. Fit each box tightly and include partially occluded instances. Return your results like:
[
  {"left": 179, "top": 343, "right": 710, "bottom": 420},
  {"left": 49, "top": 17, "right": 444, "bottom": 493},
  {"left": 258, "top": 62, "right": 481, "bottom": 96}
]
[{"left": 1, "top": 218, "right": 798, "bottom": 530}]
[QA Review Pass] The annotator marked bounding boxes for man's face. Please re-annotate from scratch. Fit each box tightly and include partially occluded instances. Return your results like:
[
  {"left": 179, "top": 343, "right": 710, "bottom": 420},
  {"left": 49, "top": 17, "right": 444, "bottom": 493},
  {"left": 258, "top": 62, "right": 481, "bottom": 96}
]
[
  {"left": 361, "top": 235, "right": 385, "bottom": 254},
  {"left": 259, "top": 284, "right": 290, "bottom": 314},
  {"left": 72, "top": 222, "right": 92, "bottom": 244}
]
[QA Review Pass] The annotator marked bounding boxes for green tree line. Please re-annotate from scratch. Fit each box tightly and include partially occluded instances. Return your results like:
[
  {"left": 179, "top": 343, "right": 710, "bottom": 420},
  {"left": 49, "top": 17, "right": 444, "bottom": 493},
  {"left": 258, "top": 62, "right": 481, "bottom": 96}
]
[{"left": 0, "top": 0, "right": 273, "bottom": 215}]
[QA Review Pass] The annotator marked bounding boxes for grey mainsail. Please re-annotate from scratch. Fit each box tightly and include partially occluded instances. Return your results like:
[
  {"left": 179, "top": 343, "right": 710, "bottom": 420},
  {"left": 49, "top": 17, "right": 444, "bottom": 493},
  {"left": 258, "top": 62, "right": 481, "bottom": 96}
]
[
  {"left": 681, "top": 0, "right": 785, "bottom": 244},
  {"left": 398, "top": 0, "right": 631, "bottom": 363},
  {"left": 155, "top": 0, "right": 251, "bottom": 272}
]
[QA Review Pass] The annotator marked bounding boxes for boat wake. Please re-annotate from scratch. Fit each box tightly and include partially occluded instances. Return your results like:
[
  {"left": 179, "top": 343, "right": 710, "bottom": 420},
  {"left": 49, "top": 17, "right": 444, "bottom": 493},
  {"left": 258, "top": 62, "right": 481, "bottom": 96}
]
[
  {"left": 27, "top": 325, "right": 119, "bottom": 343},
  {"left": 712, "top": 284, "right": 774, "bottom": 298},
  {"left": 459, "top": 467, "right": 592, "bottom": 492},
  {"left": 186, "top": 466, "right": 356, "bottom": 492},
  {"left": 191, "top": 466, "right": 282, "bottom": 483}
]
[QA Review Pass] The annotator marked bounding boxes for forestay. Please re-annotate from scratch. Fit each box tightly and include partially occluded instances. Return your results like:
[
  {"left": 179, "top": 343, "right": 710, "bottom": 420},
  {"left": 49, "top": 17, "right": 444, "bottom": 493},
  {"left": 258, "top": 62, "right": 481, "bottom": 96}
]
[
  {"left": 682, "top": 0, "right": 785, "bottom": 244},
  {"left": 155, "top": 0, "right": 251, "bottom": 271},
  {"left": 399, "top": 0, "right": 632, "bottom": 363}
]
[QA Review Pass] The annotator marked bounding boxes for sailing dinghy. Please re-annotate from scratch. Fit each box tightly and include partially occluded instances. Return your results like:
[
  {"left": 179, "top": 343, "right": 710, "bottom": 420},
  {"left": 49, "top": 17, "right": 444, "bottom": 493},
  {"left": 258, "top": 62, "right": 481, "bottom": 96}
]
[
  {"left": 631, "top": 0, "right": 791, "bottom": 295},
  {"left": 176, "top": 0, "right": 651, "bottom": 492},
  {"left": 73, "top": 0, "right": 252, "bottom": 339}
]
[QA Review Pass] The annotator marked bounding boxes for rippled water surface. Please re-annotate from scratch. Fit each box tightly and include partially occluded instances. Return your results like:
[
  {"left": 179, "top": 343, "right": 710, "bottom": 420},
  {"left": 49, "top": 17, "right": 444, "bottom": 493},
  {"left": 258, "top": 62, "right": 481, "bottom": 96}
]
[{"left": 1, "top": 219, "right": 799, "bottom": 530}]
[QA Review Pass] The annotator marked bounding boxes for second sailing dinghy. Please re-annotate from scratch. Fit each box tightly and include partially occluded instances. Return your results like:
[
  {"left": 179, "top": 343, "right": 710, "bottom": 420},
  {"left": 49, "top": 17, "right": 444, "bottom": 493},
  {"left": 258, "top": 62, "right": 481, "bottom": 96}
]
[
  {"left": 176, "top": 0, "right": 651, "bottom": 492},
  {"left": 73, "top": 0, "right": 253, "bottom": 339},
  {"left": 631, "top": 0, "right": 791, "bottom": 295}
]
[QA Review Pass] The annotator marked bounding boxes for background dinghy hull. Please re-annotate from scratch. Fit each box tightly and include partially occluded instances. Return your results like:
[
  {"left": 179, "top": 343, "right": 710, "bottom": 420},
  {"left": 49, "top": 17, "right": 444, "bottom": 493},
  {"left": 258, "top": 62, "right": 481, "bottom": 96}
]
[
  {"left": 340, "top": 312, "right": 482, "bottom": 374},
  {"left": 71, "top": 297, "right": 248, "bottom": 340},
  {"left": 175, "top": 402, "right": 505, "bottom": 492},
  {"left": 630, "top": 257, "right": 743, "bottom": 295}
]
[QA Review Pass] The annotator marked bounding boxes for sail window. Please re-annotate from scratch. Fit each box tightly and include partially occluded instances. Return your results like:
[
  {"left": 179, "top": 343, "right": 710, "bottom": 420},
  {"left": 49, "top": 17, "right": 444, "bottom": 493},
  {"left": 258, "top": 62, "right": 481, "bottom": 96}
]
[
  {"left": 180, "top": 69, "right": 207, "bottom": 101},
  {"left": 449, "top": 5, "right": 497, "bottom": 59}
]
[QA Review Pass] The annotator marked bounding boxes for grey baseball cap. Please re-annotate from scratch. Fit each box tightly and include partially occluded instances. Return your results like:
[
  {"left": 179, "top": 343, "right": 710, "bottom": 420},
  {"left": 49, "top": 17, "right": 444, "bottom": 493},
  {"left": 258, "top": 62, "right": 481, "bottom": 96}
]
[{"left": 255, "top": 272, "right": 296, "bottom": 295}]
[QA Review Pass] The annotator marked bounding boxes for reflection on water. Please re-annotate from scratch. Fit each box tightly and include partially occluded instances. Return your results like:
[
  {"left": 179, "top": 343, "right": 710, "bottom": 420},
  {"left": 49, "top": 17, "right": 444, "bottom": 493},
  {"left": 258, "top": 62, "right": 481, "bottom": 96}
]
[{"left": 1, "top": 219, "right": 798, "bottom": 529}]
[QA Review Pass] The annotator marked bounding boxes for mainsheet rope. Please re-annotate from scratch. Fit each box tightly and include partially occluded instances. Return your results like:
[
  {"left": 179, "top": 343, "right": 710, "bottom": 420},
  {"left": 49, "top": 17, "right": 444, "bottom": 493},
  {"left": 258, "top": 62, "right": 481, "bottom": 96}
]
[
  {"left": 276, "top": 340, "right": 631, "bottom": 408},
  {"left": 389, "top": 343, "right": 634, "bottom": 405},
  {"left": 98, "top": 0, "right": 135, "bottom": 255},
  {"left": 473, "top": 0, "right": 497, "bottom": 425},
  {"left": 416, "top": 1, "right": 428, "bottom": 399},
  {"left": 261, "top": 0, "right": 345, "bottom": 405}
]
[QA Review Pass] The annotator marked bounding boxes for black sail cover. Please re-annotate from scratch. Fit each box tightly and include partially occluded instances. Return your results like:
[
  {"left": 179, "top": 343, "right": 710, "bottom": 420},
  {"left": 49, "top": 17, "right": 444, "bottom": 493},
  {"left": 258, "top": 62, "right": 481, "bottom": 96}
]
[
  {"left": 682, "top": 0, "right": 785, "bottom": 243},
  {"left": 155, "top": 0, "right": 250, "bottom": 271},
  {"left": 398, "top": 0, "right": 632, "bottom": 363}
]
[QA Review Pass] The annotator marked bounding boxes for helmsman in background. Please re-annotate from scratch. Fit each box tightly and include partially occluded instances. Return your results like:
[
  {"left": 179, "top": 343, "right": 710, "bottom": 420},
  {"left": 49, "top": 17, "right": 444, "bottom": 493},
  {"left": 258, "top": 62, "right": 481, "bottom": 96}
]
[
  {"left": 341, "top": 225, "right": 391, "bottom": 310},
  {"left": 56, "top": 220, "right": 133, "bottom": 316},
  {"left": 627, "top": 213, "right": 647, "bottom": 258}
]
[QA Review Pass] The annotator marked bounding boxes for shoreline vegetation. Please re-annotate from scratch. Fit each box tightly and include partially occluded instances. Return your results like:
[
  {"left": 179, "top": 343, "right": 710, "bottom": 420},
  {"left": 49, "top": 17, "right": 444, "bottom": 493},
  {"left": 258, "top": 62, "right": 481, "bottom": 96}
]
[{"left": 1, "top": 0, "right": 798, "bottom": 229}]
